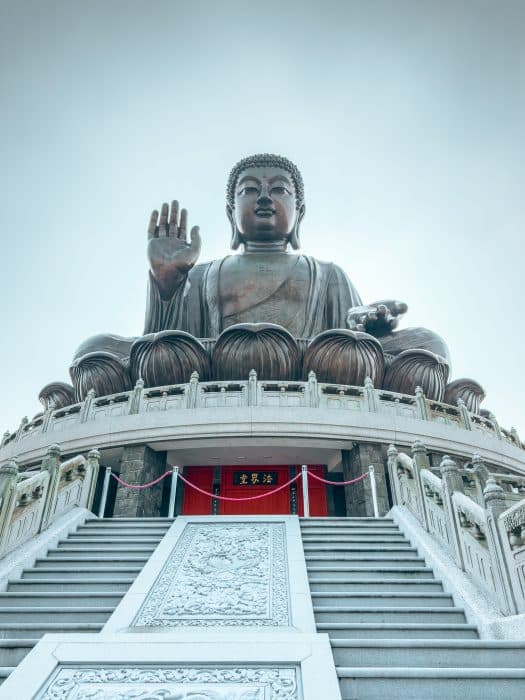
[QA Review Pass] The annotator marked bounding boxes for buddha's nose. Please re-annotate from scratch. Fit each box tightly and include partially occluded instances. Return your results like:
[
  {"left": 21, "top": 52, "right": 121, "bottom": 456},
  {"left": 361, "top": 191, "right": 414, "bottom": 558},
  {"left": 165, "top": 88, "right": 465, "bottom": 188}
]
[{"left": 256, "top": 189, "right": 273, "bottom": 207}]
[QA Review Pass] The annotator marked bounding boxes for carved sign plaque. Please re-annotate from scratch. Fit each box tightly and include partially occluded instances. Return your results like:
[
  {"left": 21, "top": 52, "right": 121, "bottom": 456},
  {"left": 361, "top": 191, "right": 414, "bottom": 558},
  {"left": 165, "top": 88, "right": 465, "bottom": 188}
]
[
  {"left": 133, "top": 522, "right": 290, "bottom": 627},
  {"left": 39, "top": 666, "right": 298, "bottom": 700}
]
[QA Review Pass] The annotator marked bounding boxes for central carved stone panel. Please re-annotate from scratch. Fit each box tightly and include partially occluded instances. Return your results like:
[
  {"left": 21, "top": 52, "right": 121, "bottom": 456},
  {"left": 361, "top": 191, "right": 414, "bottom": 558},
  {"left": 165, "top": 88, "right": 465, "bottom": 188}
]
[
  {"left": 133, "top": 522, "right": 290, "bottom": 627},
  {"left": 40, "top": 666, "right": 298, "bottom": 700}
]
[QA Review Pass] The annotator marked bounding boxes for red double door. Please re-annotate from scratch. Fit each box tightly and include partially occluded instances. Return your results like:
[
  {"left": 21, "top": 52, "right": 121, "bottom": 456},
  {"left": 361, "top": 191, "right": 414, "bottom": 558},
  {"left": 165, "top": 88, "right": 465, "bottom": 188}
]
[{"left": 181, "top": 465, "right": 327, "bottom": 516}]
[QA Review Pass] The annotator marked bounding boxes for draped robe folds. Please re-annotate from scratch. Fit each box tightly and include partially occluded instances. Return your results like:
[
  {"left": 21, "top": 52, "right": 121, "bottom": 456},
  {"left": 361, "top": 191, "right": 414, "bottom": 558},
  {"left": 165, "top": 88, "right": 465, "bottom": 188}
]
[{"left": 144, "top": 255, "right": 362, "bottom": 339}]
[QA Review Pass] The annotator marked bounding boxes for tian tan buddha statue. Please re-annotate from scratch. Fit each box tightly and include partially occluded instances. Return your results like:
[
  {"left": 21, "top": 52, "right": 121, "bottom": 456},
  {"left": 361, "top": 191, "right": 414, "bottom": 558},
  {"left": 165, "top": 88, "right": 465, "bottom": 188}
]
[{"left": 39, "top": 154, "right": 486, "bottom": 414}]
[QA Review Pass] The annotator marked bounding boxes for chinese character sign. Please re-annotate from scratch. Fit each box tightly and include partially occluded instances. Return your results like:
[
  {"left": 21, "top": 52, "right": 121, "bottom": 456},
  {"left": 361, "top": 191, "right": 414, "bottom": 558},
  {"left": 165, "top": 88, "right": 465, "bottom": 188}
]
[{"left": 233, "top": 471, "right": 279, "bottom": 486}]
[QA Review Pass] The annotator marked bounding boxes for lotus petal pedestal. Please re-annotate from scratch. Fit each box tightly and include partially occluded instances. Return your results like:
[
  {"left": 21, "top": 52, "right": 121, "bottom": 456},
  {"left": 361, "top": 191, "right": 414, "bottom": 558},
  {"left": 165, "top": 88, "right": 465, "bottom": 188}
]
[
  {"left": 212, "top": 323, "right": 300, "bottom": 381},
  {"left": 382, "top": 349, "right": 449, "bottom": 401},
  {"left": 444, "top": 378, "right": 486, "bottom": 414},
  {"left": 70, "top": 352, "right": 132, "bottom": 402},
  {"left": 303, "top": 329, "right": 385, "bottom": 386},
  {"left": 130, "top": 331, "right": 211, "bottom": 387}
]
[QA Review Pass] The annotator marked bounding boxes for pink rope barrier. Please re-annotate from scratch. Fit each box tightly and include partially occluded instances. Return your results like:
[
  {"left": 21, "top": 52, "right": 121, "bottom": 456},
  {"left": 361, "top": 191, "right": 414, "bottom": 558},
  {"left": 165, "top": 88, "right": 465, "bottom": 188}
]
[
  {"left": 307, "top": 470, "right": 369, "bottom": 486},
  {"left": 111, "top": 471, "right": 173, "bottom": 490},
  {"left": 178, "top": 471, "right": 302, "bottom": 502}
]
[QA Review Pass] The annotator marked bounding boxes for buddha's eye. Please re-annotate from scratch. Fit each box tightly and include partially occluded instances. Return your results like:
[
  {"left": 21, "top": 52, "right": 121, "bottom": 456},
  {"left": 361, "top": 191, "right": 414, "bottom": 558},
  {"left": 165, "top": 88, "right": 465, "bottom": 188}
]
[
  {"left": 270, "top": 186, "right": 289, "bottom": 195},
  {"left": 239, "top": 186, "right": 259, "bottom": 196}
]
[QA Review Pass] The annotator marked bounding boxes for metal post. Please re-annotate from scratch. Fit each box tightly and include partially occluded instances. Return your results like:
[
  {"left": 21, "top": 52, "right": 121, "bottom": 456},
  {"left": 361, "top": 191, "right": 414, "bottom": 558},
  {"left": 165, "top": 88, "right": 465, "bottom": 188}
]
[
  {"left": 301, "top": 465, "right": 310, "bottom": 518},
  {"left": 98, "top": 466, "right": 112, "bottom": 518},
  {"left": 369, "top": 465, "right": 379, "bottom": 518},
  {"left": 168, "top": 466, "right": 179, "bottom": 518}
]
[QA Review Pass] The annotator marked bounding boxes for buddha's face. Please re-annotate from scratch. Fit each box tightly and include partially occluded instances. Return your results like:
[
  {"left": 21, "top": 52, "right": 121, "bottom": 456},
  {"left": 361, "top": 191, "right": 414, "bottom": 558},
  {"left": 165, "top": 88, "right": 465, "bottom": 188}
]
[{"left": 228, "top": 166, "right": 304, "bottom": 247}]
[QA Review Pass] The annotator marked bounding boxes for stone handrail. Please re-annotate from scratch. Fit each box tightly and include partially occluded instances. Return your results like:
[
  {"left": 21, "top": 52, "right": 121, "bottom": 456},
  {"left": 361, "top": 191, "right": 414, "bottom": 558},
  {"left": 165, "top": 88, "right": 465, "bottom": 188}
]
[
  {"left": 0, "top": 445, "right": 100, "bottom": 558},
  {"left": 2, "top": 371, "right": 522, "bottom": 452},
  {"left": 388, "top": 442, "right": 525, "bottom": 616}
]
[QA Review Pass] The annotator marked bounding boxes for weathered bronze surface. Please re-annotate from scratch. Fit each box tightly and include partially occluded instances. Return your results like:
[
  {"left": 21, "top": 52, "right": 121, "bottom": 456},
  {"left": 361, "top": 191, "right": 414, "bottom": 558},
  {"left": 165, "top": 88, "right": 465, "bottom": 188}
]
[
  {"left": 212, "top": 323, "right": 300, "bottom": 381},
  {"left": 38, "top": 382, "right": 76, "bottom": 411},
  {"left": 66, "top": 154, "right": 469, "bottom": 400},
  {"left": 444, "top": 378, "right": 486, "bottom": 413}
]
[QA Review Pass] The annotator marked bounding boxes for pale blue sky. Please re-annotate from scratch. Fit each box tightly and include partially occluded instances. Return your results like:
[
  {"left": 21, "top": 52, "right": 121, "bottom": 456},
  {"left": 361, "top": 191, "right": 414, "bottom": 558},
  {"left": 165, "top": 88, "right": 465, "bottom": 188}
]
[{"left": 1, "top": 0, "right": 524, "bottom": 434}]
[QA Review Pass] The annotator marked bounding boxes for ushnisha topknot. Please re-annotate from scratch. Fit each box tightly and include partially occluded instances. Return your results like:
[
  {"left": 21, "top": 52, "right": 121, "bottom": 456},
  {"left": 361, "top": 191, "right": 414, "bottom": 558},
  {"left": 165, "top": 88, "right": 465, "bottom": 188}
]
[{"left": 226, "top": 154, "right": 305, "bottom": 210}]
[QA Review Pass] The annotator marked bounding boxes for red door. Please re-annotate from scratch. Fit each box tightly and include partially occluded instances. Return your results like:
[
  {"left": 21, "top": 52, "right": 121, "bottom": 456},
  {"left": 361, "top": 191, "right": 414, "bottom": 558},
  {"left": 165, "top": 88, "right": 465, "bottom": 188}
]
[
  {"left": 296, "top": 465, "right": 328, "bottom": 516},
  {"left": 181, "top": 466, "right": 214, "bottom": 515},
  {"left": 220, "top": 466, "right": 291, "bottom": 515}
]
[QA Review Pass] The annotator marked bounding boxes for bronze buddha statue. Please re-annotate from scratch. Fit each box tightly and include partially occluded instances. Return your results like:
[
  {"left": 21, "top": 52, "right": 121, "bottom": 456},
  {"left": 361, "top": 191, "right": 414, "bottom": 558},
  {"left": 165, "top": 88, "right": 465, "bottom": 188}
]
[{"left": 59, "top": 154, "right": 481, "bottom": 410}]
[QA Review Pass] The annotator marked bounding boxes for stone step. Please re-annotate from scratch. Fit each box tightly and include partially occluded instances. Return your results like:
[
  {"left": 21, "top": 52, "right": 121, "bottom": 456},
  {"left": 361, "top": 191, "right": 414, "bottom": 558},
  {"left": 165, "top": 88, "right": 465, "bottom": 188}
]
[
  {"left": 93, "top": 518, "right": 174, "bottom": 523},
  {"left": 75, "top": 527, "right": 170, "bottom": 537},
  {"left": 0, "top": 622, "right": 103, "bottom": 639},
  {"left": 317, "top": 622, "right": 479, "bottom": 639},
  {"left": 0, "top": 640, "right": 37, "bottom": 666},
  {"left": 303, "top": 543, "right": 415, "bottom": 552},
  {"left": 0, "top": 667, "right": 13, "bottom": 684},
  {"left": 331, "top": 639, "right": 525, "bottom": 668},
  {"left": 8, "top": 578, "right": 134, "bottom": 592},
  {"left": 35, "top": 555, "right": 150, "bottom": 567},
  {"left": 50, "top": 544, "right": 157, "bottom": 553},
  {"left": 313, "top": 606, "right": 467, "bottom": 623},
  {"left": 0, "top": 592, "right": 122, "bottom": 607},
  {"left": 302, "top": 534, "right": 407, "bottom": 543},
  {"left": 307, "top": 566, "right": 434, "bottom": 579},
  {"left": 22, "top": 566, "right": 143, "bottom": 579},
  {"left": 305, "top": 552, "right": 422, "bottom": 563},
  {"left": 66, "top": 535, "right": 164, "bottom": 544},
  {"left": 337, "top": 667, "right": 525, "bottom": 700},
  {"left": 0, "top": 607, "right": 114, "bottom": 623},
  {"left": 311, "top": 592, "right": 454, "bottom": 607},
  {"left": 300, "top": 527, "right": 401, "bottom": 535},
  {"left": 309, "top": 578, "right": 444, "bottom": 593},
  {"left": 300, "top": 518, "right": 394, "bottom": 524}
]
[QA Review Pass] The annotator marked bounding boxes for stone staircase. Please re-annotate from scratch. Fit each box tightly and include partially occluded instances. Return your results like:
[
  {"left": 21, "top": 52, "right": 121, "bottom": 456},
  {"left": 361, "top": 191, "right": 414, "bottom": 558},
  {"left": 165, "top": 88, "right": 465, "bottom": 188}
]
[
  {"left": 0, "top": 517, "right": 173, "bottom": 684},
  {"left": 301, "top": 516, "right": 525, "bottom": 699}
]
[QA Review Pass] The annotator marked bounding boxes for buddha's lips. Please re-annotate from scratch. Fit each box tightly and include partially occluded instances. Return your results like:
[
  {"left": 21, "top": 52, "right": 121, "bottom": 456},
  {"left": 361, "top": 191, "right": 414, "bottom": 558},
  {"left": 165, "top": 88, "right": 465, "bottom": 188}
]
[{"left": 255, "top": 208, "right": 275, "bottom": 217}]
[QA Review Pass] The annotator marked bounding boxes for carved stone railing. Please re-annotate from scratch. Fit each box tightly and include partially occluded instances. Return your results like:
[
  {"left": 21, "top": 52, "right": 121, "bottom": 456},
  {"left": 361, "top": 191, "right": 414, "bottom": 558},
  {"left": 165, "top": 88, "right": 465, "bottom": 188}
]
[
  {"left": 388, "top": 442, "right": 525, "bottom": 616},
  {"left": 0, "top": 445, "right": 100, "bottom": 558},
  {"left": 2, "top": 371, "right": 522, "bottom": 452}
]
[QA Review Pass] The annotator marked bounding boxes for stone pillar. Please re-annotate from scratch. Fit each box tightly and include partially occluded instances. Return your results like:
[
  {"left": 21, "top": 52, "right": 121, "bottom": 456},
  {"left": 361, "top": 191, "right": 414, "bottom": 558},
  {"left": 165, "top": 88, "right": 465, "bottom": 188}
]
[
  {"left": 341, "top": 444, "right": 389, "bottom": 517},
  {"left": 113, "top": 445, "right": 167, "bottom": 517}
]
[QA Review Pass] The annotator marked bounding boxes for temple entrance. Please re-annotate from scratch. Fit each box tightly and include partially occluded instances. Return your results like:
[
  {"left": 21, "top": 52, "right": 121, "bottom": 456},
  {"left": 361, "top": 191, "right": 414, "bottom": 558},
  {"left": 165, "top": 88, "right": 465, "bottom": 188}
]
[{"left": 181, "top": 465, "right": 328, "bottom": 516}]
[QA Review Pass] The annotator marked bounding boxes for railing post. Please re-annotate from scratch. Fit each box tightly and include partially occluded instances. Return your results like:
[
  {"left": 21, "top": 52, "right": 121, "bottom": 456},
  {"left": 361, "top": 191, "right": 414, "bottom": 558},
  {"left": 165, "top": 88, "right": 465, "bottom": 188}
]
[
  {"left": 186, "top": 372, "right": 199, "bottom": 408},
  {"left": 0, "top": 460, "right": 19, "bottom": 545},
  {"left": 168, "top": 466, "right": 179, "bottom": 518},
  {"left": 369, "top": 465, "right": 379, "bottom": 517},
  {"left": 129, "top": 378, "right": 144, "bottom": 414},
  {"left": 307, "top": 371, "right": 319, "bottom": 408},
  {"left": 415, "top": 386, "right": 429, "bottom": 420},
  {"left": 364, "top": 376, "right": 379, "bottom": 412},
  {"left": 439, "top": 455, "right": 464, "bottom": 567},
  {"left": 80, "top": 388, "right": 95, "bottom": 423},
  {"left": 248, "top": 369, "right": 258, "bottom": 406},
  {"left": 39, "top": 444, "right": 62, "bottom": 531},
  {"left": 15, "top": 416, "right": 28, "bottom": 442},
  {"left": 86, "top": 448, "right": 101, "bottom": 511},
  {"left": 457, "top": 399, "right": 472, "bottom": 430},
  {"left": 301, "top": 465, "right": 310, "bottom": 518},
  {"left": 98, "top": 466, "right": 112, "bottom": 518}
]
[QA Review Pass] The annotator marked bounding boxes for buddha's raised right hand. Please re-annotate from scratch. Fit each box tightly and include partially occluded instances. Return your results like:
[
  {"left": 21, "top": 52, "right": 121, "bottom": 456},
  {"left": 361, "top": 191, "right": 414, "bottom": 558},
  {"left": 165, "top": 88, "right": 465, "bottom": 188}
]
[{"left": 147, "top": 200, "right": 202, "bottom": 299}]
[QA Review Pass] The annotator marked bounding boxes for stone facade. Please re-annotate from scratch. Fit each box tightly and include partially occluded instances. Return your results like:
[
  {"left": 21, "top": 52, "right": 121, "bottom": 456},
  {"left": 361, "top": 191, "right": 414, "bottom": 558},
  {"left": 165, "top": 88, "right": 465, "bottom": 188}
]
[{"left": 113, "top": 445, "right": 167, "bottom": 517}]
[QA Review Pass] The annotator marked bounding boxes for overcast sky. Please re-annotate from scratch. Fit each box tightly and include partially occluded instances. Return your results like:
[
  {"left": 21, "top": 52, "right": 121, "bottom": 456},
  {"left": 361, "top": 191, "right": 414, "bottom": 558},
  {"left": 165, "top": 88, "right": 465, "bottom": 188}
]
[{"left": 1, "top": 0, "right": 524, "bottom": 437}]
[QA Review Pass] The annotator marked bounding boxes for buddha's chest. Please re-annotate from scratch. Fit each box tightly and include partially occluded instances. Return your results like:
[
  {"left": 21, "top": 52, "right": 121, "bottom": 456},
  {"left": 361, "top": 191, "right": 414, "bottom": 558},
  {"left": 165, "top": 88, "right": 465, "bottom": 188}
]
[{"left": 219, "top": 255, "right": 309, "bottom": 324}]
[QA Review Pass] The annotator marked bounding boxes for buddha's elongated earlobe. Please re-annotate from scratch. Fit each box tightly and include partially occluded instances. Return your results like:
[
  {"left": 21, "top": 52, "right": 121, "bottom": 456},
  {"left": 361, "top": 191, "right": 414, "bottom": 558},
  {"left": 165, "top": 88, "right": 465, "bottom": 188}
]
[
  {"left": 289, "top": 204, "right": 305, "bottom": 250},
  {"left": 226, "top": 204, "right": 241, "bottom": 250}
]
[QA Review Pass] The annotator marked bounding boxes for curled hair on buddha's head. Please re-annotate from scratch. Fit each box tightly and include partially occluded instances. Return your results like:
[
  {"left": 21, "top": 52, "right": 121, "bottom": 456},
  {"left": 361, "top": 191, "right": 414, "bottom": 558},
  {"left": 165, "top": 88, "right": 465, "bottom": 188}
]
[{"left": 226, "top": 153, "right": 305, "bottom": 250}]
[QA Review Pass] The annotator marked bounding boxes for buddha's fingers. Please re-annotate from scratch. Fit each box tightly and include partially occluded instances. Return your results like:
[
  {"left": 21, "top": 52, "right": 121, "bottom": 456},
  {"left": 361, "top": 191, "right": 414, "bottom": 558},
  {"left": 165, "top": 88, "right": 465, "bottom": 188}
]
[
  {"left": 168, "top": 200, "right": 179, "bottom": 236},
  {"left": 190, "top": 226, "right": 201, "bottom": 255},
  {"left": 179, "top": 208, "right": 188, "bottom": 240},
  {"left": 148, "top": 210, "right": 159, "bottom": 239},
  {"left": 158, "top": 202, "right": 169, "bottom": 236},
  {"left": 395, "top": 301, "right": 408, "bottom": 315}
]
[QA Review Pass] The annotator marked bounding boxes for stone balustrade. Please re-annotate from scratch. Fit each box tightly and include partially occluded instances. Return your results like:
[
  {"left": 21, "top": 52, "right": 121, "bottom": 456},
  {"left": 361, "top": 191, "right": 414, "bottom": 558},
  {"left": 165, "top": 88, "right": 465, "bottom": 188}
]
[
  {"left": 0, "top": 445, "right": 99, "bottom": 558},
  {"left": 388, "top": 443, "right": 525, "bottom": 616},
  {"left": 2, "top": 371, "right": 522, "bottom": 451}
]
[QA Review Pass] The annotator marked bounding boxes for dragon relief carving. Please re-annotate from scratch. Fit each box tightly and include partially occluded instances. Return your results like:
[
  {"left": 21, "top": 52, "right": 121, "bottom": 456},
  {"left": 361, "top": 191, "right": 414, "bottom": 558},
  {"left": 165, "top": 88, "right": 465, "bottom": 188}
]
[
  {"left": 40, "top": 666, "right": 298, "bottom": 700},
  {"left": 133, "top": 523, "right": 290, "bottom": 627}
]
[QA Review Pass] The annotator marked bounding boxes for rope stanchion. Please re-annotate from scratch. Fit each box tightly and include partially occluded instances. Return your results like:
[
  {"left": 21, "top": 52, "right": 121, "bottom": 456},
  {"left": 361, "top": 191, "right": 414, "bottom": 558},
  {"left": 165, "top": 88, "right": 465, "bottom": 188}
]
[
  {"left": 178, "top": 471, "right": 302, "bottom": 502},
  {"left": 306, "top": 471, "right": 369, "bottom": 486},
  {"left": 111, "top": 471, "right": 173, "bottom": 490}
]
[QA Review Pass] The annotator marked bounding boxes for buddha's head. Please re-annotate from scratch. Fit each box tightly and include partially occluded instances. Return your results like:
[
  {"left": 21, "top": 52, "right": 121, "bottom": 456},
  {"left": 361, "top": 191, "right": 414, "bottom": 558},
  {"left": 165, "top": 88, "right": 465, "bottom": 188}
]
[{"left": 226, "top": 154, "right": 305, "bottom": 250}]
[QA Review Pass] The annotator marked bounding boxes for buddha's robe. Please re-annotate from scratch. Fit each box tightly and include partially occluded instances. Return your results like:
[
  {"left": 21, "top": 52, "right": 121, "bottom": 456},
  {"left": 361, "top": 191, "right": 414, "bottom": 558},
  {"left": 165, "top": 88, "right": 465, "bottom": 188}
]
[{"left": 144, "top": 254, "right": 362, "bottom": 339}]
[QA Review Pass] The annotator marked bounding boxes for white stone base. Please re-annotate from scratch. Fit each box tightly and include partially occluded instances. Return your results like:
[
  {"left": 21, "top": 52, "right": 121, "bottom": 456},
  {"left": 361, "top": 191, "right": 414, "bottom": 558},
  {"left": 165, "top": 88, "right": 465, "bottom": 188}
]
[{"left": 0, "top": 632, "right": 341, "bottom": 699}]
